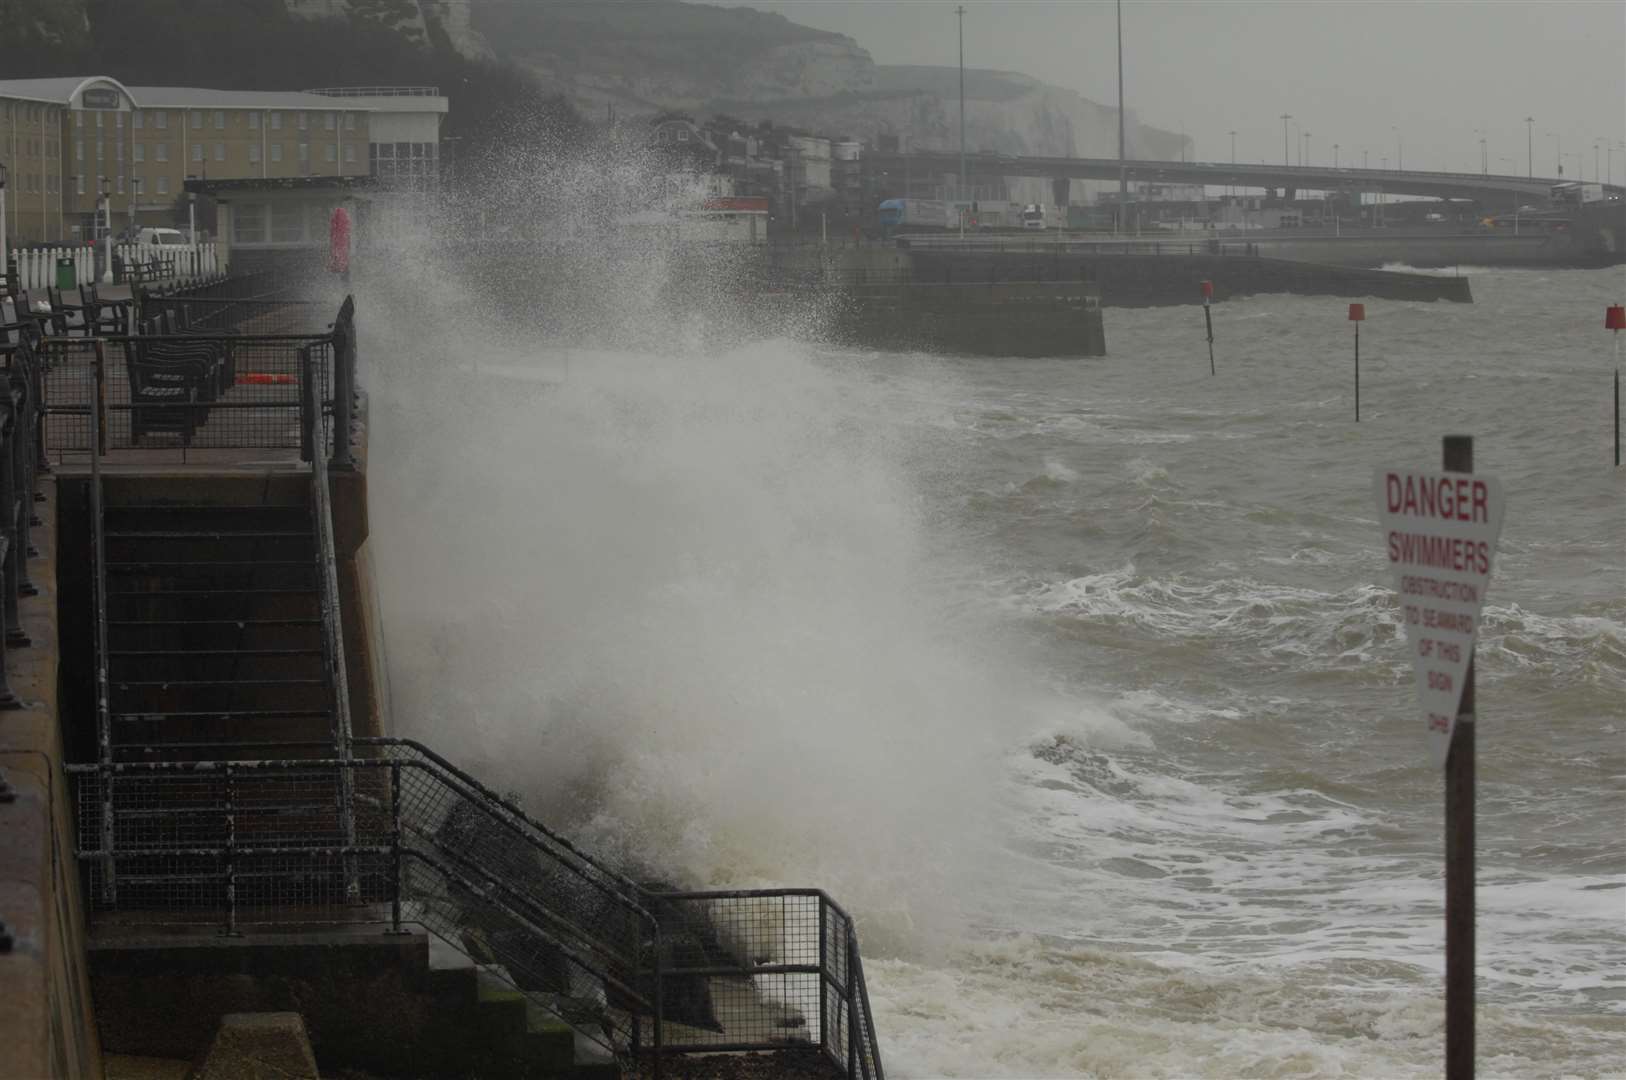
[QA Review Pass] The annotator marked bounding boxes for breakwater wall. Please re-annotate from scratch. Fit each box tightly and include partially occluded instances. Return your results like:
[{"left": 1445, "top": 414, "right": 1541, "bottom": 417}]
[
  {"left": 754, "top": 281, "right": 1107, "bottom": 358},
  {"left": 903, "top": 250, "right": 1472, "bottom": 306}
]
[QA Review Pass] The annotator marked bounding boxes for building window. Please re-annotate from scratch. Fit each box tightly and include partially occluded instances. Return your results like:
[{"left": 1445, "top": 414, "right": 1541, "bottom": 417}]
[
  {"left": 324, "top": 144, "right": 336, "bottom": 163},
  {"left": 76, "top": 175, "right": 85, "bottom": 195},
  {"left": 192, "top": 144, "right": 204, "bottom": 162},
  {"left": 249, "top": 144, "right": 261, "bottom": 164},
  {"left": 345, "top": 144, "right": 356, "bottom": 164},
  {"left": 270, "top": 112, "right": 282, "bottom": 131},
  {"left": 155, "top": 111, "right": 167, "bottom": 130},
  {"left": 116, "top": 140, "right": 124, "bottom": 162},
  {"left": 344, "top": 113, "right": 356, "bottom": 131},
  {"left": 214, "top": 142, "right": 225, "bottom": 162},
  {"left": 96, "top": 142, "right": 103, "bottom": 161},
  {"left": 297, "top": 112, "right": 308, "bottom": 131},
  {"left": 74, "top": 140, "right": 83, "bottom": 161},
  {"left": 249, "top": 112, "right": 260, "bottom": 130},
  {"left": 133, "top": 176, "right": 144, "bottom": 195},
  {"left": 116, "top": 174, "right": 124, "bottom": 194},
  {"left": 298, "top": 143, "right": 309, "bottom": 162},
  {"left": 324, "top": 112, "right": 335, "bottom": 131},
  {"left": 188, "top": 112, "right": 200, "bottom": 129},
  {"left": 156, "top": 143, "right": 169, "bottom": 162},
  {"left": 271, "top": 143, "right": 283, "bottom": 163},
  {"left": 214, "top": 110, "right": 225, "bottom": 129},
  {"left": 115, "top": 111, "right": 123, "bottom": 129},
  {"left": 75, "top": 111, "right": 83, "bottom": 128},
  {"left": 271, "top": 202, "right": 303, "bottom": 243},
  {"left": 157, "top": 176, "right": 169, "bottom": 194},
  {"left": 234, "top": 203, "right": 266, "bottom": 244},
  {"left": 96, "top": 112, "right": 103, "bottom": 129},
  {"left": 134, "top": 143, "right": 144, "bottom": 163},
  {"left": 133, "top": 110, "right": 143, "bottom": 130}
]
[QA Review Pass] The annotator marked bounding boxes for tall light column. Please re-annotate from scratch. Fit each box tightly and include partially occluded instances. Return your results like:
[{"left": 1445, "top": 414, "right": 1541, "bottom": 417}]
[
  {"left": 0, "top": 162, "right": 8, "bottom": 276},
  {"left": 1332, "top": 142, "right": 1339, "bottom": 169},
  {"left": 1280, "top": 113, "right": 1291, "bottom": 166},
  {"left": 1524, "top": 117, "right": 1535, "bottom": 178},
  {"left": 1228, "top": 130, "right": 1237, "bottom": 199},
  {"left": 955, "top": 4, "right": 966, "bottom": 205},
  {"left": 1117, "top": 0, "right": 1127, "bottom": 233}
]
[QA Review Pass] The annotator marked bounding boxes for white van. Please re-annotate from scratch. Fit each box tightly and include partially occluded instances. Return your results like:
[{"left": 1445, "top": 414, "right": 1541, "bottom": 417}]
[{"left": 135, "top": 227, "right": 189, "bottom": 246}]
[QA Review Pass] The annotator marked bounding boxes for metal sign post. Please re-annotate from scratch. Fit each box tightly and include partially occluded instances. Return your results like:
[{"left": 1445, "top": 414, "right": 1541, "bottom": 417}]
[
  {"left": 1349, "top": 303, "right": 1365, "bottom": 421},
  {"left": 1201, "top": 280, "right": 1215, "bottom": 375},
  {"left": 1376, "top": 438, "right": 1506, "bottom": 1080},
  {"left": 1606, "top": 305, "right": 1623, "bottom": 466}
]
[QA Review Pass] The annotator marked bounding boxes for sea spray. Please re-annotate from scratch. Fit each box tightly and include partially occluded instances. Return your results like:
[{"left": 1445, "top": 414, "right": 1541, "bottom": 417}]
[{"left": 354, "top": 163, "right": 1046, "bottom": 956}]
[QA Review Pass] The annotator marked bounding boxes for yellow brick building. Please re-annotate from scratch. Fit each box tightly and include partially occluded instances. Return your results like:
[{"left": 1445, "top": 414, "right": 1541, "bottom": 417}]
[{"left": 1, "top": 76, "right": 446, "bottom": 247}]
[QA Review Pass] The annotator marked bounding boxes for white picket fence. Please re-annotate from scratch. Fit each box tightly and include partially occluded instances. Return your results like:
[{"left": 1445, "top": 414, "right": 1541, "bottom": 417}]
[
  {"left": 5, "top": 243, "right": 223, "bottom": 291},
  {"left": 5, "top": 247, "right": 97, "bottom": 292},
  {"left": 115, "top": 242, "right": 223, "bottom": 283}
]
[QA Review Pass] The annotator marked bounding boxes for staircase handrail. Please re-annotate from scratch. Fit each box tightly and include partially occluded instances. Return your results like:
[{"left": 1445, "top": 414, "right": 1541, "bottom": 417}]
[
  {"left": 88, "top": 338, "right": 115, "bottom": 904},
  {"left": 357, "top": 736, "right": 655, "bottom": 923}
]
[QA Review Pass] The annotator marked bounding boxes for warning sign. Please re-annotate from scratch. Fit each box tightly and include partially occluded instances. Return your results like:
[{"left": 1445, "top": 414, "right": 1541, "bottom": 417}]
[{"left": 1375, "top": 469, "right": 1505, "bottom": 766}]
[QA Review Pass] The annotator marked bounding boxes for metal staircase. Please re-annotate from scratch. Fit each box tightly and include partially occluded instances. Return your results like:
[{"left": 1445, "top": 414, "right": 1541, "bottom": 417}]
[{"left": 58, "top": 294, "right": 884, "bottom": 1079}]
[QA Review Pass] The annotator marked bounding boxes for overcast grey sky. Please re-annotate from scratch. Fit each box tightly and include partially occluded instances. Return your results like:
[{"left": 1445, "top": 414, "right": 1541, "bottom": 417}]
[{"left": 716, "top": 0, "right": 1626, "bottom": 181}]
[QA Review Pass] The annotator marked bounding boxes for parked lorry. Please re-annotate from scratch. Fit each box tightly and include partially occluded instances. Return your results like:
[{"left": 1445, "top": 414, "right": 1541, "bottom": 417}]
[{"left": 1550, "top": 182, "right": 1606, "bottom": 206}]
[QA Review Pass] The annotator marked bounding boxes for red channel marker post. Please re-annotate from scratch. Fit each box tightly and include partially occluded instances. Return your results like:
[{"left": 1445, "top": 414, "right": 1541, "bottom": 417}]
[
  {"left": 1606, "top": 304, "right": 1624, "bottom": 467},
  {"left": 1349, "top": 303, "right": 1366, "bottom": 422},
  {"left": 1201, "top": 280, "right": 1216, "bottom": 375}
]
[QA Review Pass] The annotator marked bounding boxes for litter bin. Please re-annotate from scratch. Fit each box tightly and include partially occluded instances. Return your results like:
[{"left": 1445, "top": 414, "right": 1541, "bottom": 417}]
[{"left": 55, "top": 257, "right": 77, "bottom": 291}]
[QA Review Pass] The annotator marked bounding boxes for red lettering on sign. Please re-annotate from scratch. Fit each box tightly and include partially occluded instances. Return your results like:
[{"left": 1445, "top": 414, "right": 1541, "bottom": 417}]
[{"left": 1384, "top": 473, "right": 1490, "bottom": 523}]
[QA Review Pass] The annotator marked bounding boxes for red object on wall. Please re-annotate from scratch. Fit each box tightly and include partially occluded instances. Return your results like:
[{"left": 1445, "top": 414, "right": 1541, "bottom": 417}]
[
  {"left": 1200, "top": 280, "right": 1213, "bottom": 298},
  {"left": 1606, "top": 305, "right": 1626, "bottom": 331},
  {"left": 1348, "top": 303, "right": 1366, "bottom": 322},
  {"left": 327, "top": 206, "right": 351, "bottom": 275}
]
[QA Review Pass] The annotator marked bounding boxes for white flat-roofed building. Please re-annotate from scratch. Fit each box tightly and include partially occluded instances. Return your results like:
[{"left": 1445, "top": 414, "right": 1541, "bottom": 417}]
[{"left": 305, "top": 88, "right": 448, "bottom": 191}]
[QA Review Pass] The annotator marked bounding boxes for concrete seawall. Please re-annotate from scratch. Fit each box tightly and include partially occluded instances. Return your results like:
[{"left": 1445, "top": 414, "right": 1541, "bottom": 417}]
[{"left": 0, "top": 480, "right": 104, "bottom": 1080}]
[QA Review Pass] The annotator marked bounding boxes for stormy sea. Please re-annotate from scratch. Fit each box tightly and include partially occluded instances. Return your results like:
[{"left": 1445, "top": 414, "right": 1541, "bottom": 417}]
[{"left": 356, "top": 249, "right": 1624, "bottom": 1078}]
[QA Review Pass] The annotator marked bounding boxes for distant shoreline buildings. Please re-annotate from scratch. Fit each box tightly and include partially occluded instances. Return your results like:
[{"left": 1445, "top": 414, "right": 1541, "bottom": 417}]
[{"left": 0, "top": 76, "right": 446, "bottom": 249}]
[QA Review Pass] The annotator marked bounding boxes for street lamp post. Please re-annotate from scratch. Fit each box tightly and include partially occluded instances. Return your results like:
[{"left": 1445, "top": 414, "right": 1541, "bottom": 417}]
[
  {"left": 0, "top": 161, "right": 8, "bottom": 283},
  {"left": 955, "top": 4, "right": 966, "bottom": 207},
  {"left": 1524, "top": 117, "right": 1535, "bottom": 178},
  {"left": 1303, "top": 131, "right": 1311, "bottom": 169},
  {"left": 1594, "top": 141, "right": 1602, "bottom": 184},
  {"left": 1393, "top": 127, "right": 1403, "bottom": 171},
  {"left": 1280, "top": 113, "right": 1291, "bottom": 167},
  {"left": 1332, "top": 143, "right": 1339, "bottom": 169},
  {"left": 1228, "top": 129, "right": 1237, "bottom": 200},
  {"left": 1117, "top": 0, "right": 1127, "bottom": 235}
]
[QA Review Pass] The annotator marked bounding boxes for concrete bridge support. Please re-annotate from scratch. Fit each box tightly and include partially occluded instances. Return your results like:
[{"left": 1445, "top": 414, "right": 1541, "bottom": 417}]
[{"left": 1051, "top": 177, "right": 1072, "bottom": 210}]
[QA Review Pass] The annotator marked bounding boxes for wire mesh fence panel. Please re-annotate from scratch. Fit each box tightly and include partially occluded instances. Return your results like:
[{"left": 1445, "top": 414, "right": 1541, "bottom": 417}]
[
  {"left": 640, "top": 891, "right": 826, "bottom": 1054},
  {"left": 42, "top": 334, "right": 334, "bottom": 463},
  {"left": 39, "top": 339, "right": 98, "bottom": 456},
  {"left": 823, "top": 901, "right": 852, "bottom": 1064}
]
